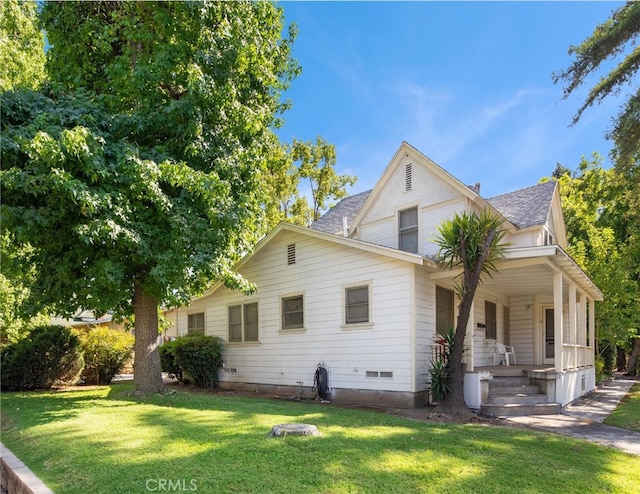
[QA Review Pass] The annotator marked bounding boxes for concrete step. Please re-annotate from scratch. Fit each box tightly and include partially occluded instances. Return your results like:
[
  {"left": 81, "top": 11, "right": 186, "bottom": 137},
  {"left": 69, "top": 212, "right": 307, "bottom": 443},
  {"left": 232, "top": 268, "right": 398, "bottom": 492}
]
[
  {"left": 487, "top": 394, "right": 550, "bottom": 405},
  {"left": 489, "top": 384, "right": 541, "bottom": 395},
  {"left": 490, "top": 376, "right": 531, "bottom": 386},
  {"left": 480, "top": 402, "right": 561, "bottom": 417}
]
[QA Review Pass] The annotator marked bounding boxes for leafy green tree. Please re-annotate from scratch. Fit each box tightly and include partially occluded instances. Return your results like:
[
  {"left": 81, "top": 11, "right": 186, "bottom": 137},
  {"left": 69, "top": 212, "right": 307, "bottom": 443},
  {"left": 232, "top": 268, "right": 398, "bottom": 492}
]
[
  {"left": 0, "top": 0, "right": 48, "bottom": 343},
  {"left": 553, "top": 1, "right": 640, "bottom": 169},
  {"left": 0, "top": 0, "right": 45, "bottom": 92},
  {"left": 554, "top": 1, "right": 640, "bottom": 374},
  {"left": 292, "top": 137, "right": 356, "bottom": 222},
  {"left": 548, "top": 157, "right": 640, "bottom": 373},
  {"left": 1, "top": 1, "right": 299, "bottom": 393},
  {"left": 263, "top": 137, "right": 356, "bottom": 228},
  {"left": 433, "top": 210, "right": 508, "bottom": 415}
]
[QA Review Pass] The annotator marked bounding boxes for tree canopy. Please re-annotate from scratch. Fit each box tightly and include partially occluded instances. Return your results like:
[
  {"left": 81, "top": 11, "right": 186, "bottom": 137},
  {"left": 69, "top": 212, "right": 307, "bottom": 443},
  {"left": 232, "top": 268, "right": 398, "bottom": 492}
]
[
  {"left": 553, "top": 1, "right": 640, "bottom": 169},
  {"left": 0, "top": 0, "right": 45, "bottom": 92},
  {"left": 1, "top": 1, "right": 301, "bottom": 392}
]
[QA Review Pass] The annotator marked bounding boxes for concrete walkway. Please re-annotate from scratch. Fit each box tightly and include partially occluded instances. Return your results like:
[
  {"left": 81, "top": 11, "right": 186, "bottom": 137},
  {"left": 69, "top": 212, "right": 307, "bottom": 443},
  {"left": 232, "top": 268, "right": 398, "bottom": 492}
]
[{"left": 507, "top": 376, "right": 640, "bottom": 456}]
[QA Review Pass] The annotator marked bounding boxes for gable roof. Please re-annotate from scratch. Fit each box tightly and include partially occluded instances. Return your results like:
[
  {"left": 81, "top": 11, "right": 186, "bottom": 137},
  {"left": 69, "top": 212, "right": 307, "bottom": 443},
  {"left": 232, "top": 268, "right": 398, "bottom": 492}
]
[
  {"left": 310, "top": 189, "right": 372, "bottom": 234},
  {"left": 486, "top": 180, "right": 557, "bottom": 229},
  {"left": 312, "top": 142, "right": 557, "bottom": 234}
]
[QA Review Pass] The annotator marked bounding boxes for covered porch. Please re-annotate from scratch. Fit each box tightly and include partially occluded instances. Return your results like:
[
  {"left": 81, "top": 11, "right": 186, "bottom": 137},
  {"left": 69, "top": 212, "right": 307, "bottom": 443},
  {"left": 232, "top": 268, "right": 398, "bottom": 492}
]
[{"left": 431, "top": 245, "right": 603, "bottom": 413}]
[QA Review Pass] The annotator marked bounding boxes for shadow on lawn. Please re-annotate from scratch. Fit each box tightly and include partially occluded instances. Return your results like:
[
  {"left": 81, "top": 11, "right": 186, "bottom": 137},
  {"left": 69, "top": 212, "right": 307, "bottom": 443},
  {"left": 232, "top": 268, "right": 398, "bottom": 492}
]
[{"left": 1, "top": 383, "right": 637, "bottom": 494}]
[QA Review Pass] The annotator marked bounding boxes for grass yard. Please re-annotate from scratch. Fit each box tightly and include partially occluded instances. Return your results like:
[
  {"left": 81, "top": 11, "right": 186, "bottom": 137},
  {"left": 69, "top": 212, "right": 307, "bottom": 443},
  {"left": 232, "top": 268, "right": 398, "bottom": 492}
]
[
  {"left": 1, "top": 383, "right": 639, "bottom": 494},
  {"left": 605, "top": 382, "right": 640, "bottom": 432}
]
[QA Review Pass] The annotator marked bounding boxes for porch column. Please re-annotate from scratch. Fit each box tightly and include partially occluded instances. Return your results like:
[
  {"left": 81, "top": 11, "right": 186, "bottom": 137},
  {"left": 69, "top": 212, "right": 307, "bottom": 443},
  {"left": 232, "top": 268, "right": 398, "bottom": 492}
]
[
  {"left": 579, "top": 291, "right": 587, "bottom": 346},
  {"left": 588, "top": 297, "right": 595, "bottom": 348},
  {"left": 569, "top": 284, "right": 577, "bottom": 370},
  {"left": 554, "top": 272, "right": 563, "bottom": 372}
]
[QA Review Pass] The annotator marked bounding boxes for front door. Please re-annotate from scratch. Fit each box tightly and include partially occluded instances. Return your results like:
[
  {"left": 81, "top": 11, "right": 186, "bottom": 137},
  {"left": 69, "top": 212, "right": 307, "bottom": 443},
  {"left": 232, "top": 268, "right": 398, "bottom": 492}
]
[{"left": 544, "top": 308, "right": 555, "bottom": 364}]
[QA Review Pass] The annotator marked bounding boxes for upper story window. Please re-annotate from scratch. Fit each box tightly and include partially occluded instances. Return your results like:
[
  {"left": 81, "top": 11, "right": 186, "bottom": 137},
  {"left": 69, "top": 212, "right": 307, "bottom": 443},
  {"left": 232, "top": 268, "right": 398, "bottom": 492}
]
[
  {"left": 228, "top": 303, "right": 259, "bottom": 343},
  {"left": 399, "top": 206, "right": 419, "bottom": 253},
  {"left": 188, "top": 312, "right": 205, "bottom": 335},
  {"left": 542, "top": 229, "right": 554, "bottom": 246}
]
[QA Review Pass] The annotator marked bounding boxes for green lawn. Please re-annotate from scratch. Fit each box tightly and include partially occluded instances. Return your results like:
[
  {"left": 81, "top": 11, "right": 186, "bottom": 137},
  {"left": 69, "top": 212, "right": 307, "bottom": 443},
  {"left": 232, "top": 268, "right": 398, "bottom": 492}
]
[
  {"left": 1, "top": 383, "right": 639, "bottom": 494},
  {"left": 605, "top": 382, "right": 640, "bottom": 432}
]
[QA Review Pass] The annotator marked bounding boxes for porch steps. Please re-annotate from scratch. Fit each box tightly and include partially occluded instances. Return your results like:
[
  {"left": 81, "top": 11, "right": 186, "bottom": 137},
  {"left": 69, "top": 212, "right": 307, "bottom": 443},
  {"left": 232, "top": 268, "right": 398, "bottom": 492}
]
[{"left": 481, "top": 375, "right": 561, "bottom": 417}]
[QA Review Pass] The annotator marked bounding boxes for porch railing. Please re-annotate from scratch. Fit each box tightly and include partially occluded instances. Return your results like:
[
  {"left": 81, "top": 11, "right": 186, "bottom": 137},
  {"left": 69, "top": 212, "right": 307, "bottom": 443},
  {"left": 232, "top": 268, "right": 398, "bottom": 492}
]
[{"left": 562, "top": 344, "right": 594, "bottom": 370}]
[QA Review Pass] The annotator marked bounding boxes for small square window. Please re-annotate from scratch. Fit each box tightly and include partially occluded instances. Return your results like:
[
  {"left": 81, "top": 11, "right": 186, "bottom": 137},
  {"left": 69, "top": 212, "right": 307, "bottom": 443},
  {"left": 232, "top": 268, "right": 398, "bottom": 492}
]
[{"left": 282, "top": 295, "right": 304, "bottom": 330}]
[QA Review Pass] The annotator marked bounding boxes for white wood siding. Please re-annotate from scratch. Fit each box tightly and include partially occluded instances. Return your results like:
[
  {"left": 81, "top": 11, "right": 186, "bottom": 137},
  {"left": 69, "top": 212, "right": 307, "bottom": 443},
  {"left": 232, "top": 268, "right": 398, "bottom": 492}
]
[
  {"left": 510, "top": 295, "right": 535, "bottom": 365},
  {"left": 470, "top": 287, "right": 510, "bottom": 367},
  {"left": 414, "top": 266, "right": 435, "bottom": 392},
  {"left": 177, "top": 230, "right": 416, "bottom": 393}
]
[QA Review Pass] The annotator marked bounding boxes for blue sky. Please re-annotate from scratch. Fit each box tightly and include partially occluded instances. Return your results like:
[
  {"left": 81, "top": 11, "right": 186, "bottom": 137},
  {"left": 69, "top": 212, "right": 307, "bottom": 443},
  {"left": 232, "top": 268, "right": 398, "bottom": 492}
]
[{"left": 276, "top": 1, "right": 626, "bottom": 199}]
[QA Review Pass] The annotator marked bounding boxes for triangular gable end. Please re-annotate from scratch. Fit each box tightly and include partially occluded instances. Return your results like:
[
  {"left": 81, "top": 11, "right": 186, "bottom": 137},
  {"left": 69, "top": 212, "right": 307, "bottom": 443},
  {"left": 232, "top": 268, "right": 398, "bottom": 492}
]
[
  {"left": 196, "top": 222, "right": 426, "bottom": 301},
  {"left": 348, "top": 142, "right": 515, "bottom": 236}
]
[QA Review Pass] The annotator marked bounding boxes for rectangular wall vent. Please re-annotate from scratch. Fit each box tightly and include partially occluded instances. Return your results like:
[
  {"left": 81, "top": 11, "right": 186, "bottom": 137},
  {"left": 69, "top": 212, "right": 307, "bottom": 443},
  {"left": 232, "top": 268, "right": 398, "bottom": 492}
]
[
  {"left": 405, "top": 163, "right": 412, "bottom": 191},
  {"left": 287, "top": 243, "right": 296, "bottom": 265},
  {"left": 366, "top": 371, "right": 394, "bottom": 379},
  {"left": 223, "top": 367, "right": 238, "bottom": 374}
]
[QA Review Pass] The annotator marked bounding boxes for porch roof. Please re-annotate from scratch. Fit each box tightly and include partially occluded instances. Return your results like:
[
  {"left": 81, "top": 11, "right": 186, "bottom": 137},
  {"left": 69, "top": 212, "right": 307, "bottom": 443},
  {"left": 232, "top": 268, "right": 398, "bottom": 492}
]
[{"left": 429, "top": 245, "right": 603, "bottom": 301}]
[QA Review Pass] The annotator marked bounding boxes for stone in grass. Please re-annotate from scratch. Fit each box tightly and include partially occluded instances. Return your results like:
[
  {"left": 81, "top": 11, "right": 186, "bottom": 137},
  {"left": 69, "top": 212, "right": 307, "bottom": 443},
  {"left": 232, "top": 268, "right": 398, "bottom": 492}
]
[{"left": 268, "top": 423, "right": 321, "bottom": 437}]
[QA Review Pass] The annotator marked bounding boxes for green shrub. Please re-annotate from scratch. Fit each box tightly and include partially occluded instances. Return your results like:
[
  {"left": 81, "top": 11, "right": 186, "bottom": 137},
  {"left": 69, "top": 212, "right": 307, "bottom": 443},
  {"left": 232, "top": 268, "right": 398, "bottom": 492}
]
[
  {"left": 0, "top": 325, "right": 84, "bottom": 391},
  {"left": 428, "top": 327, "right": 455, "bottom": 403},
  {"left": 80, "top": 328, "right": 134, "bottom": 385},
  {"left": 160, "top": 339, "right": 183, "bottom": 382},
  {"left": 173, "top": 334, "right": 224, "bottom": 389}
]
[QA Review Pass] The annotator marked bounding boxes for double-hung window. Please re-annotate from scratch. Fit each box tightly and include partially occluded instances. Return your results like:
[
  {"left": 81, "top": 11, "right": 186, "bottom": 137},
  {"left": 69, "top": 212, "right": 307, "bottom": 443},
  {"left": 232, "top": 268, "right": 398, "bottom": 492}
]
[
  {"left": 188, "top": 312, "right": 205, "bottom": 335},
  {"left": 282, "top": 295, "right": 304, "bottom": 330},
  {"left": 228, "top": 302, "right": 259, "bottom": 342},
  {"left": 345, "top": 285, "right": 369, "bottom": 325},
  {"left": 399, "top": 207, "right": 419, "bottom": 253}
]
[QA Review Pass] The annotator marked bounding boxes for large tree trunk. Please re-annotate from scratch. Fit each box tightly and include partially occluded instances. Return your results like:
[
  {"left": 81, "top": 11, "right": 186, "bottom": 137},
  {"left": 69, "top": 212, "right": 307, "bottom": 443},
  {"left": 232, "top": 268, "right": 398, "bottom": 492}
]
[
  {"left": 435, "top": 290, "right": 474, "bottom": 417},
  {"left": 616, "top": 346, "right": 627, "bottom": 372},
  {"left": 626, "top": 338, "right": 640, "bottom": 377},
  {"left": 133, "top": 280, "right": 164, "bottom": 393}
]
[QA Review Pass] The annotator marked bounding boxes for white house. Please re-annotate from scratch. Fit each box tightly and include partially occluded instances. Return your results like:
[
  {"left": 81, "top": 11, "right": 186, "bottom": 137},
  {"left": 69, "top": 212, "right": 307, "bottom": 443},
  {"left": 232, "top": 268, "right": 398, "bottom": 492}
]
[{"left": 168, "top": 142, "right": 603, "bottom": 416}]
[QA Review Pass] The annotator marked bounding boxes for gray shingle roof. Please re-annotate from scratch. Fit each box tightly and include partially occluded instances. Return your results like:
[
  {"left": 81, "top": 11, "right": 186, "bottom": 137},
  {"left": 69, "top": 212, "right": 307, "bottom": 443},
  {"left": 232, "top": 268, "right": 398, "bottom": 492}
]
[
  {"left": 311, "top": 180, "right": 557, "bottom": 235},
  {"left": 486, "top": 180, "right": 557, "bottom": 229},
  {"left": 310, "top": 189, "right": 372, "bottom": 234}
]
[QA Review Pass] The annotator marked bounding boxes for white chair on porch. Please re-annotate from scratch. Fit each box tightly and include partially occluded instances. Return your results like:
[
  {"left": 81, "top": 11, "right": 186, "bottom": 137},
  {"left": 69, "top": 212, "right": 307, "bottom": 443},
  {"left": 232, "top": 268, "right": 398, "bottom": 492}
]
[{"left": 494, "top": 343, "right": 517, "bottom": 366}]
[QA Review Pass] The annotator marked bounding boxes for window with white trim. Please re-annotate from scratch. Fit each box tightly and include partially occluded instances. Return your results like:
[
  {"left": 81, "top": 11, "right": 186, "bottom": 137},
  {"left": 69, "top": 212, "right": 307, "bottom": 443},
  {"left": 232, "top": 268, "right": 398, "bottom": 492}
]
[
  {"left": 188, "top": 312, "right": 205, "bottom": 335},
  {"left": 282, "top": 295, "right": 304, "bottom": 330},
  {"left": 399, "top": 206, "right": 418, "bottom": 253},
  {"left": 228, "top": 302, "right": 259, "bottom": 342},
  {"left": 345, "top": 285, "right": 369, "bottom": 324}
]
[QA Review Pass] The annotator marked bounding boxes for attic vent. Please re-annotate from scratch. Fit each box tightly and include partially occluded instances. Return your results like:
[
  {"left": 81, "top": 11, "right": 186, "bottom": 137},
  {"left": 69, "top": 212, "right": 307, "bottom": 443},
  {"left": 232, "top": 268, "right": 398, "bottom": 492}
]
[
  {"left": 405, "top": 163, "right": 412, "bottom": 191},
  {"left": 287, "top": 243, "right": 296, "bottom": 265}
]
